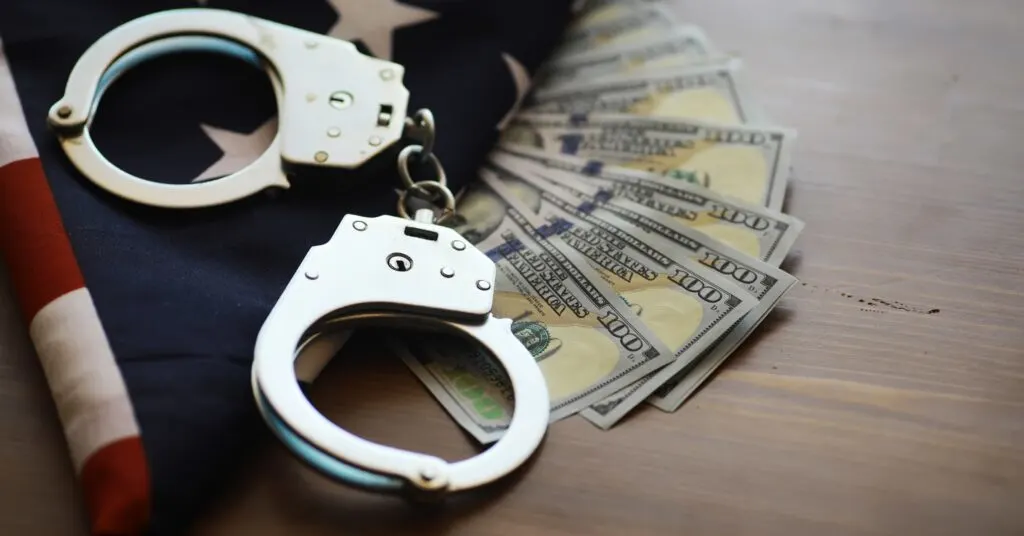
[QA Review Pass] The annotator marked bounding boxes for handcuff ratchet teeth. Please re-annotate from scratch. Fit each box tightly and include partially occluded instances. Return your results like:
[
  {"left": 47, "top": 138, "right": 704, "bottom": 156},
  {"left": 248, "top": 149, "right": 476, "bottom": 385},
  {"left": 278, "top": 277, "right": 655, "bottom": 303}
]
[
  {"left": 47, "top": 8, "right": 411, "bottom": 209},
  {"left": 252, "top": 211, "right": 550, "bottom": 497}
]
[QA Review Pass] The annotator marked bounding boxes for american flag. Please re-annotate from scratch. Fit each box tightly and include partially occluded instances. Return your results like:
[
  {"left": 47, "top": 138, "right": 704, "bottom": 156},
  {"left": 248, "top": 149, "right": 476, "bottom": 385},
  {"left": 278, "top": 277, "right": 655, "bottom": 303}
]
[{"left": 0, "top": 1, "right": 574, "bottom": 534}]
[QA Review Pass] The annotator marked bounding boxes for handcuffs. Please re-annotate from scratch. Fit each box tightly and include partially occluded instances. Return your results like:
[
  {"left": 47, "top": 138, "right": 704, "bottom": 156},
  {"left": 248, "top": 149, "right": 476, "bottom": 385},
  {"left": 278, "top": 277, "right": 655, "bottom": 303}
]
[{"left": 47, "top": 8, "right": 550, "bottom": 499}]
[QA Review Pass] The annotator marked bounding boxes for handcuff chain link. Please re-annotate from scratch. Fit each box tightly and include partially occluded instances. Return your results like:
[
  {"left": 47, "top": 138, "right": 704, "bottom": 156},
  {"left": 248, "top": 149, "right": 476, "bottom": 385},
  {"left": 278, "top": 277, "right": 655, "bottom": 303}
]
[{"left": 396, "top": 108, "right": 457, "bottom": 224}]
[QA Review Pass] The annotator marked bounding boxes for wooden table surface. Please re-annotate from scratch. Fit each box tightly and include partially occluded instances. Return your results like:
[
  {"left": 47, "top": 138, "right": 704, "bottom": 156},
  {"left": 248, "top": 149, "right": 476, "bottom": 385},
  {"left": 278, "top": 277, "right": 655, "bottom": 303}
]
[{"left": 3, "top": 0, "right": 1024, "bottom": 534}]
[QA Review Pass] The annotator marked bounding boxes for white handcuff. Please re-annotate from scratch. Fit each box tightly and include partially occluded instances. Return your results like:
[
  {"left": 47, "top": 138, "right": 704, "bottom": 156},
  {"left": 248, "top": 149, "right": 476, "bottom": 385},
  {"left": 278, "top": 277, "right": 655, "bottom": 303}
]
[{"left": 47, "top": 8, "right": 550, "bottom": 498}]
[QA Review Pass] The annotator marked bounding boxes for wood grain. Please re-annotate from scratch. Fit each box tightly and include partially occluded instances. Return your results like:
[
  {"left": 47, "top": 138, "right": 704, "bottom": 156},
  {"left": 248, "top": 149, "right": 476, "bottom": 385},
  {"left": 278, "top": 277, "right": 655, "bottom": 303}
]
[{"left": 2, "top": 0, "right": 1023, "bottom": 534}]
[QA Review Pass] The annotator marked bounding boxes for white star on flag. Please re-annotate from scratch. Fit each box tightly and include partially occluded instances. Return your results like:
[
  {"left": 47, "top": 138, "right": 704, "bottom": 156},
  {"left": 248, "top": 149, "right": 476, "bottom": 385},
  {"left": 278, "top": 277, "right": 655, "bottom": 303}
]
[
  {"left": 192, "top": 118, "right": 277, "bottom": 183},
  {"left": 325, "top": 0, "right": 439, "bottom": 60}
]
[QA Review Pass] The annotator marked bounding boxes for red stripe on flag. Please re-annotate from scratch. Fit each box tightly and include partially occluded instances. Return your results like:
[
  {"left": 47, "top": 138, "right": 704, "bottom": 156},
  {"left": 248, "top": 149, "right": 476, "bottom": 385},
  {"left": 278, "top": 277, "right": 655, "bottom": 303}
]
[
  {"left": 81, "top": 436, "right": 150, "bottom": 536},
  {"left": 1, "top": 156, "right": 152, "bottom": 534},
  {"left": 0, "top": 157, "right": 85, "bottom": 319}
]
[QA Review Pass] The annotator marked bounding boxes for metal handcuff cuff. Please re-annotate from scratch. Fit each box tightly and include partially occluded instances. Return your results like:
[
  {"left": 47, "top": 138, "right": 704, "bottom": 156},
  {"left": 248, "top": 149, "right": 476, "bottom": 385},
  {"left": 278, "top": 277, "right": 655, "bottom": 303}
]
[{"left": 47, "top": 8, "right": 549, "bottom": 498}]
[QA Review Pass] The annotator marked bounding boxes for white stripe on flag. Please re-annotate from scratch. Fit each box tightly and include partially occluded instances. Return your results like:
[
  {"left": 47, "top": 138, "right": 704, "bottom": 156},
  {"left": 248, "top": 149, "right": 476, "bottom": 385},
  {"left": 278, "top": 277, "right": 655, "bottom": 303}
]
[
  {"left": 0, "top": 37, "right": 38, "bottom": 167},
  {"left": 29, "top": 288, "right": 140, "bottom": 473}
]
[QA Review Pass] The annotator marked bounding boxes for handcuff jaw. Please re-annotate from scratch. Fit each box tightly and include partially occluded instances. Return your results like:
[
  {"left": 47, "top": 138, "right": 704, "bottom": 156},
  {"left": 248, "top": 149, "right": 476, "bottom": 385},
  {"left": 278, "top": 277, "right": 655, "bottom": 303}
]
[
  {"left": 252, "top": 214, "right": 550, "bottom": 498},
  {"left": 47, "top": 8, "right": 410, "bottom": 208}
]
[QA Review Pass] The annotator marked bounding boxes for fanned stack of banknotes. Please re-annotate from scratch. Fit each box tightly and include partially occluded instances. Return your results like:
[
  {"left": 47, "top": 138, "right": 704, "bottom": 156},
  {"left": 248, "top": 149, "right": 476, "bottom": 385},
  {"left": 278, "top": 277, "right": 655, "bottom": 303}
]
[{"left": 391, "top": 0, "right": 805, "bottom": 442}]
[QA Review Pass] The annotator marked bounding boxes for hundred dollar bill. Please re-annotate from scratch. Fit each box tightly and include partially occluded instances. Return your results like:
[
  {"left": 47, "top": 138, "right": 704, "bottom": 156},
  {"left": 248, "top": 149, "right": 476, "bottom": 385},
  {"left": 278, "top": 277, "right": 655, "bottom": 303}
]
[
  {"left": 486, "top": 156, "right": 798, "bottom": 424},
  {"left": 535, "top": 27, "right": 728, "bottom": 89},
  {"left": 501, "top": 112, "right": 796, "bottom": 211},
  {"left": 396, "top": 180, "right": 677, "bottom": 443},
  {"left": 570, "top": 0, "right": 679, "bottom": 31},
  {"left": 481, "top": 163, "right": 771, "bottom": 428},
  {"left": 493, "top": 144, "right": 804, "bottom": 266},
  {"left": 479, "top": 167, "right": 758, "bottom": 426},
  {"left": 390, "top": 339, "right": 513, "bottom": 444},
  {"left": 553, "top": 3, "right": 680, "bottom": 58},
  {"left": 525, "top": 59, "right": 765, "bottom": 126}
]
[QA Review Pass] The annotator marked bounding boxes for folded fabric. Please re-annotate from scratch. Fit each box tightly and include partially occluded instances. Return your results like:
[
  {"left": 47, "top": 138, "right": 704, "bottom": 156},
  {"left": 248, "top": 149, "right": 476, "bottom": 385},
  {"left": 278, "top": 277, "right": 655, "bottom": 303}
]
[{"left": 0, "top": 1, "right": 573, "bottom": 534}]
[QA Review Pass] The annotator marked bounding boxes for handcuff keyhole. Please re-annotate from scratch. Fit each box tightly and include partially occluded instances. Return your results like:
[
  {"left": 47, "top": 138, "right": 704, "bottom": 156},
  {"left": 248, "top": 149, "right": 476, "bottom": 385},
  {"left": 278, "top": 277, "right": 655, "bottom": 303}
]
[
  {"left": 329, "top": 91, "right": 354, "bottom": 109},
  {"left": 387, "top": 252, "right": 413, "bottom": 272}
]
